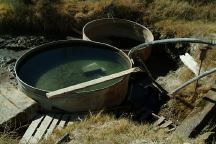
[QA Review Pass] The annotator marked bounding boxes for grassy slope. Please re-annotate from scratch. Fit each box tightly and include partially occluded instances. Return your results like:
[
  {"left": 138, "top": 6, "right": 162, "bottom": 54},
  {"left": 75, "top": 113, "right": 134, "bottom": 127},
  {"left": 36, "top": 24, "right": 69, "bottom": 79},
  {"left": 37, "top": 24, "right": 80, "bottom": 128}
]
[
  {"left": 0, "top": 133, "right": 18, "bottom": 144},
  {"left": 41, "top": 112, "right": 209, "bottom": 144},
  {"left": 0, "top": 0, "right": 216, "bottom": 36}
]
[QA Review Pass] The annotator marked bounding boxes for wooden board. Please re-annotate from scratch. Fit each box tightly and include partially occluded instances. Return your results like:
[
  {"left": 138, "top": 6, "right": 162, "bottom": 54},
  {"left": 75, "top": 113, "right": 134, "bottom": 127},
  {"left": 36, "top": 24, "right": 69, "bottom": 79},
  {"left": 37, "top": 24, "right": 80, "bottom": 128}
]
[
  {"left": 0, "top": 75, "right": 38, "bottom": 126},
  {"left": 28, "top": 115, "right": 54, "bottom": 144},
  {"left": 57, "top": 115, "right": 69, "bottom": 129},
  {"left": 174, "top": 84, "right": 216, "bottom": 137},
  {"left": 47, "top": 67, "right": 141, "bottom": 99},
  {"left": 153, "top": 116, "right": 165, "bottom": 127},
  {"left": 160, "top": 120, "right": 173, "bottom": 128},
  {"left": 20, "top": 113, "right": 86, "bottom": 144},
  {"left": 44, "top": 114, "right": 61, "bottom": 139},
  {"left": 19, "top": 115, "right": 44, "bottom": 144},
  {"left": 0, "top": 95, "right": 21, "bottom": 125}
]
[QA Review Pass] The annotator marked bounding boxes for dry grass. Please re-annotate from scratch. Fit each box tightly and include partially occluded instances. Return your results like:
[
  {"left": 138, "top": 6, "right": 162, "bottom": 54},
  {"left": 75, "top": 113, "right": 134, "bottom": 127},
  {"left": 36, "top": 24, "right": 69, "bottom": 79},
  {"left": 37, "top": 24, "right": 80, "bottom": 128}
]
[
  {"left": 147, "top": 0, "right": 216, "bottom": 21},
  {"left": 0, "top": 0, "right": 216, "bottom": 36},
  {"left": 157, "top": 42, "right": 216, "bottom": 122},
  {"left": 0, "top": 132, "right": 19, "bottom": 144},
  {"left": 41, "top": 112, "right": 207, "bottom": 144},
  {"left": 155, "top": 20, "right": 216, "bottom": 37}
]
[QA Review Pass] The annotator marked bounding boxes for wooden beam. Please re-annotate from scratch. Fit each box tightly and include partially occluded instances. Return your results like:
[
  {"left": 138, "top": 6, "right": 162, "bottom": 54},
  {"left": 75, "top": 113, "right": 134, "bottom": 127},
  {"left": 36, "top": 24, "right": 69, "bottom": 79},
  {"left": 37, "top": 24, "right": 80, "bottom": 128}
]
[
  {"left": 174, "top": 84, "right": 216, "bottom": 137},
  {"left": 47, "top": 67, "right": 141, "bottom": 99}
]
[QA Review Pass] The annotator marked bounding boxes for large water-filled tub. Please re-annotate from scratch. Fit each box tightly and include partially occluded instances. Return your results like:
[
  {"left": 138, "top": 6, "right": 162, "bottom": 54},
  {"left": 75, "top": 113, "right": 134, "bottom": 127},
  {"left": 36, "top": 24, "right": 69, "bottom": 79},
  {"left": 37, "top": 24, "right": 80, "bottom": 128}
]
[{"left": 15, "top": 40, "right": 132, "bottom": 112}]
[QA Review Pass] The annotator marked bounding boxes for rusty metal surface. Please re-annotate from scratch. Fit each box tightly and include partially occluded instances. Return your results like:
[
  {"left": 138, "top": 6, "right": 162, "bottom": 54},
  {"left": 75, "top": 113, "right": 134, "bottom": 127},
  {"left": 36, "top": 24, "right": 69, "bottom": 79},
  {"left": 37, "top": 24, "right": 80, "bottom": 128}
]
[
  {"left": 82, "top": 18, "right": 154, "bottom": 61},
  {"left": 15, "top": 40, "right": 132, "bottom": 113}
]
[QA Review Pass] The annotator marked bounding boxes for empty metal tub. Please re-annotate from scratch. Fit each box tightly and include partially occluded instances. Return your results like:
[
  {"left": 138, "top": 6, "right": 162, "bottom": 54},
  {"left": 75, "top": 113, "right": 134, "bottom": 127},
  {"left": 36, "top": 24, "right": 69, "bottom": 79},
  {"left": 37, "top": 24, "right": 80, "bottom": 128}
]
[{"left": 83, "top": 18, "right": 154, "bottom": 60}]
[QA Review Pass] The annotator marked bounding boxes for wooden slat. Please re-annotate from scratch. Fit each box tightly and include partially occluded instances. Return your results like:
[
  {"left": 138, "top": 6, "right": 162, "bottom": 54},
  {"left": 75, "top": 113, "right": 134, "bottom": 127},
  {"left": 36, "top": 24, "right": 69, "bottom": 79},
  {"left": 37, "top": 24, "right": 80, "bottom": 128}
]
[
  {"left": 44, "top": 114, "right": 61, "bottom": 139},
  {"left": 160, "top": 120, "right": 173, "bottom": 128},
  {"left": 28, "top": 115, "right": 53, "bottom": 144},
  {"left": 57, "top": 115, "right": 69, "bottom": 129},
  {"left": 0, "top": 94, "right": 20, "bottom": 125},
  {"left": 20, "top": 114, "right": 86, "bottom": 143},
  {"left": 67, "top": 114, "right": 78, "bottom": 125},
  {"left": 0, "top": 78, "right": 37, "bottom": 126},
  {"left": 19, "top": 115, "right": 44, "bottom": 144},
  {"left": 47, "top": 67, "right": 141, "bottom": 99},
  {"left": 153, "top": 116, "right": 165, "bottom": 127}
]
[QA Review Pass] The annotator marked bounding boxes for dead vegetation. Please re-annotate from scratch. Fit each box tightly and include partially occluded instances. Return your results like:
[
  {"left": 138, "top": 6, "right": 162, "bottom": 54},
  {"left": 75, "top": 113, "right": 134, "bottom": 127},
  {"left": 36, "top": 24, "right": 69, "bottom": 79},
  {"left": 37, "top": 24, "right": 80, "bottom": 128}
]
[
  {"left": 0, "top": 0, "right": 216, "bottom": 36},
  {"left": 41, "top": 112, "right": 208, "bottom": 144},
  {"left": 157, "top": 43, "right": 216, "bottom": 122},
  {"left": 0, "top": 132, "right": 19, "bottom": 144}
]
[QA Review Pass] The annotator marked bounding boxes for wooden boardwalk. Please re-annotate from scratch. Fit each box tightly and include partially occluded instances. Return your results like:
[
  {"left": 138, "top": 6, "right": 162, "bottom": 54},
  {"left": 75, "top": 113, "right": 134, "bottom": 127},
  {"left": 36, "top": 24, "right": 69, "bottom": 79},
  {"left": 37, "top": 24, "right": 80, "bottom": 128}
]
[
  {"left": 19, "top": 113, "right": 85, "bottom": 144},
  {"left": 0, "top": 72, "right": 38, "bottom": 126}
]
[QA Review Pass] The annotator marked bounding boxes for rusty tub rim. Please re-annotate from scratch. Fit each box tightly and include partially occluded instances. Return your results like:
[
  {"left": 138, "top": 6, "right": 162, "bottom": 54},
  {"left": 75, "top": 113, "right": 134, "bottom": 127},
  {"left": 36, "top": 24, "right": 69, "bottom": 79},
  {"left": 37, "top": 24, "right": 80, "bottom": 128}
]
[
  {"left": 14, "top": 39, "right": 133, "bottom": 95},
  {"left": 83, "top": 18, "right": 154, "bottom": 43}
]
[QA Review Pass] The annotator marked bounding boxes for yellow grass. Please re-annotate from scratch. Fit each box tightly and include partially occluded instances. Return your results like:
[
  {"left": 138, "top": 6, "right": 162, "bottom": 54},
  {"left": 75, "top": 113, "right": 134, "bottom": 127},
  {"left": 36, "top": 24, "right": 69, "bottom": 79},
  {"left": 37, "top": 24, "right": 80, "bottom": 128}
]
[
  {"left": 0, "top": 0, "right": 215, "bottom": 36},
  {"left": 0, "top": 132, "right": 19, "bottom": 144},
  {"left": 155, "top": 19, "right": 216, "bottom": 37},
  {"left": 41, "top": 112, "right": 207, "bottom": 144}
]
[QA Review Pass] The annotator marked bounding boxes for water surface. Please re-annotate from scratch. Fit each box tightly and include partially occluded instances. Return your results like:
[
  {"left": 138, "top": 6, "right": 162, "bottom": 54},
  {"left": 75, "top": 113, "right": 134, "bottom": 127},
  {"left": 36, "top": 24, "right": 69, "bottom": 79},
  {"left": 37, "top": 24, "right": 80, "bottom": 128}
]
[{"left": 18, "top": 46, "right": 130, "bottom": 92}]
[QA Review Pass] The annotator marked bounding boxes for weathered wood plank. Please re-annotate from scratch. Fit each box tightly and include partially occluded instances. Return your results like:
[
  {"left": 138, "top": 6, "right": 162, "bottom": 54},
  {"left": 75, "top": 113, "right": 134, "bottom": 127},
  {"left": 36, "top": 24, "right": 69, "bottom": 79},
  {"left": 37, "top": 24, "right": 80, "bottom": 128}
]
[
  {"left": 0, "top": 76, "right": 37, "bottom": 126},
  {"left": 160, "top": 120, "right": 173, "bottom": 128},
  {"left": 44, "top": 114, "right": 61, "bottom": 139},
  {"left": 67, "top": 114, "right": 79, "bottom": 125},
  {"left": 19, "top": 115, "right": 44, "bottom": 144},
  {"left": 0, "top": 94, "right": 21, "bottom": 125},
  {"left": 28, "top": 115, "right": 53, "bottom": 144},
  {"left": 174, "top": 85, "right": 216, "bottom": 137},
  {"left": 153, "top": 116, "right": 165, "bottom": 127},
  {"left": 47, "top": 67, "right": 141, "bottom": 98},
  {"left": 1, "top": 82, "right": 35, "bottom": 110},
  {"left": 57, "top": 115, "right": 69, "bottom": 129}
]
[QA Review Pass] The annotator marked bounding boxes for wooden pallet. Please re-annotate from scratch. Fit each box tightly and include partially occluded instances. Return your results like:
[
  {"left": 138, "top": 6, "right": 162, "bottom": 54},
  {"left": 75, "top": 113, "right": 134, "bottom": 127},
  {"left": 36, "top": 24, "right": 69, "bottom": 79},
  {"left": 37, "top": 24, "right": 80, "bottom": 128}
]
[
  {"left": 152, "top": 113, "right": 176, "bottom": 132},
  {"left": 19, "top": 113, "right": 85, "bottom": 144},
  {"left": 132, "top": 106, "right": 176, "bottom": 132}
]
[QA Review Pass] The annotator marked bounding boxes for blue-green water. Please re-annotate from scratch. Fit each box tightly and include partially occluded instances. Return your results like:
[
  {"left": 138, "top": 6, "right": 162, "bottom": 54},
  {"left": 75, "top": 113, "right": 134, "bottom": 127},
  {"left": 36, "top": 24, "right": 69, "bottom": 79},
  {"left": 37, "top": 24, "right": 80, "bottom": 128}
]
[{"left": 18, "top": 46, "right": 130, "bottom": 92}]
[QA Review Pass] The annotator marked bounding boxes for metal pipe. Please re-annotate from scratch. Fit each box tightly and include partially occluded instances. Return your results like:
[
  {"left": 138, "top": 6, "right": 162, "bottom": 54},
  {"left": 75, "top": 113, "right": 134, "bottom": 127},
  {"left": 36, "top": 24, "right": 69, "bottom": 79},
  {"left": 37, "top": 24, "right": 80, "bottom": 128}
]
[
  {"left": 128, "top": 38, "right": 216, "bottom": 97},
  {"left": 128, "top": 38, "right": 216, "bottom": 58},
  {"left": 170, "top": 67, "right": 216, "bottom": 96}
]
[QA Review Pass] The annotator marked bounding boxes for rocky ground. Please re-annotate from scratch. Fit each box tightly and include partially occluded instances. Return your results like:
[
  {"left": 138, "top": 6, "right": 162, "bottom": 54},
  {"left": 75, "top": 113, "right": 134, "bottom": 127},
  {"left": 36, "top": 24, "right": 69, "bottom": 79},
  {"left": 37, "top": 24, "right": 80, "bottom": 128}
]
[{"left": 0, "top": 35, "right": 61, "bottom": 86}]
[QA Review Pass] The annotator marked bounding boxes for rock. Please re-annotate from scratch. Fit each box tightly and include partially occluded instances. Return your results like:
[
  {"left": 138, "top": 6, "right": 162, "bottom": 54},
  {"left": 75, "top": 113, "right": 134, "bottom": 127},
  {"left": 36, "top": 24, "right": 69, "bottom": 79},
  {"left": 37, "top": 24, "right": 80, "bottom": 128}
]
[{"left": 6, "top": 43, "right": 28, "bottom": 51}]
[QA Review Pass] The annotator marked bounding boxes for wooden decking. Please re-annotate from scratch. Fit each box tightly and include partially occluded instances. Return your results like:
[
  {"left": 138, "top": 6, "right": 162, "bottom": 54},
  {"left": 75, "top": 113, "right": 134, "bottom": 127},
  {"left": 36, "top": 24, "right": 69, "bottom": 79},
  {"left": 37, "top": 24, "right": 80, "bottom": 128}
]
[
  {"left": 19, "top": 113, "right": 85, "bottom": 144},
  {"left": 0, "top": 73, "right": 38, "bottom": 126}
]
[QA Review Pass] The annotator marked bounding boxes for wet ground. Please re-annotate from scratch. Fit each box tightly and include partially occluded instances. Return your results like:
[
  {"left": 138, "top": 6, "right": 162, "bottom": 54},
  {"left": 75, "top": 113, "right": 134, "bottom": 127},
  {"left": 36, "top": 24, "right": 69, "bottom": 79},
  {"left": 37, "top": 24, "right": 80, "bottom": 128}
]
[{"left": 0, "top": 35, "right": 61, "bottom": 86}]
